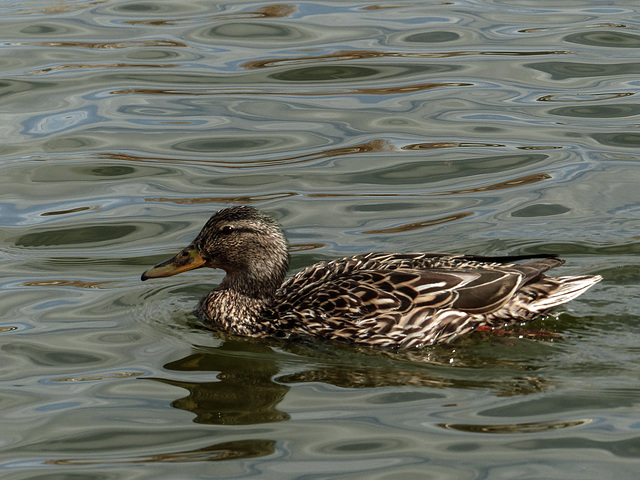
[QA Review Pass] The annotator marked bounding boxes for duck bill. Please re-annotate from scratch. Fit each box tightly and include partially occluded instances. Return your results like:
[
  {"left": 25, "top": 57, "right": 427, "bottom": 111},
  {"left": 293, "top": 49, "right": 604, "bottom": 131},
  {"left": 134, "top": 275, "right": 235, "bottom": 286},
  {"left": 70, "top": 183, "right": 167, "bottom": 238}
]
[{"left": 141, "top": 244, "right": 206, "bottom": 281}]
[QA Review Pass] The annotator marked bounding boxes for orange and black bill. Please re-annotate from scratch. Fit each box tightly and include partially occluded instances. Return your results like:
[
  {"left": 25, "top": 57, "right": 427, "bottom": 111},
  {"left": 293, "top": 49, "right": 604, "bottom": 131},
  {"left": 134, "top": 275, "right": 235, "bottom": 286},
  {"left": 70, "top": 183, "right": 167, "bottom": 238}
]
[{"left": 141, "top": 244, "right": 206, "bottom": 281}]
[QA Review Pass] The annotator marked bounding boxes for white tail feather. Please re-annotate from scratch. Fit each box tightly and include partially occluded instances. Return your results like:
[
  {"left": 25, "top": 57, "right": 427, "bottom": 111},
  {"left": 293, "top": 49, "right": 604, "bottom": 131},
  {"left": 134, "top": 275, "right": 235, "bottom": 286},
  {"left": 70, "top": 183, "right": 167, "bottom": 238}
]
[{"left": 530, "top": 275, "right": 602, "bottom": 312}]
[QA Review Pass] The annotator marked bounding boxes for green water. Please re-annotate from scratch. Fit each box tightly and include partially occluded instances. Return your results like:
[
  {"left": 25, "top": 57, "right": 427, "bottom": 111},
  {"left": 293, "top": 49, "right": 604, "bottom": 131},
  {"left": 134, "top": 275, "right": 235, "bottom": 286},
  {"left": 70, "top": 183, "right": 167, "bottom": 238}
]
[{"left": 1, "top": 1, "right": 639, "bottom": 478}]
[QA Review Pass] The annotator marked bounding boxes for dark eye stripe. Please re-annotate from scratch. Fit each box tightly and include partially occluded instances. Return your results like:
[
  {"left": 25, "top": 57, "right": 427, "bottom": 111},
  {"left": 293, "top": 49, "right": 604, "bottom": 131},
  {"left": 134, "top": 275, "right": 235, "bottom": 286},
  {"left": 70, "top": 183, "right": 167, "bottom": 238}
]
[{"left": 219, "top": 226, "right": 255, "bottom": 235}]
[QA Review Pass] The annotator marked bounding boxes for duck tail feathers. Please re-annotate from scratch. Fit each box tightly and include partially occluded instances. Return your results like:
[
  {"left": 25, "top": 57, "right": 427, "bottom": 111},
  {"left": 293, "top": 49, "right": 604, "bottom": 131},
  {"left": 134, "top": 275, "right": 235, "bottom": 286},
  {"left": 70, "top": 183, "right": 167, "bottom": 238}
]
[{"left": 528, "top": 274, "right": 602, "bottom": 312}]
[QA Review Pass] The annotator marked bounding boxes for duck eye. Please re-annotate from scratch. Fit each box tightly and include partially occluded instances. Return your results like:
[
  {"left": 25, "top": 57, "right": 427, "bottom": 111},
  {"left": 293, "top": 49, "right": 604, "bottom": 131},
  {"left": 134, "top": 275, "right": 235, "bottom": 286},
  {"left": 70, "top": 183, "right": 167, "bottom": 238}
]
[{"left": 220, "top": 225, "right": 234, "bottom": 234}]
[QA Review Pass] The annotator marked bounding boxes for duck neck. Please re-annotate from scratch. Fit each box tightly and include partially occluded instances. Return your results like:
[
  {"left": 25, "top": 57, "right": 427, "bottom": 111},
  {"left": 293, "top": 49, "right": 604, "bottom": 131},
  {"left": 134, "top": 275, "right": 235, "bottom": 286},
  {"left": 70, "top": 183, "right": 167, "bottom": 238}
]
[
  {"left": 221, "top": 267, "right": 283, "bottom": 300},
  {"left": 199, "top": 253, "right": 289, "bottom": 334},
  {"left": 199, "top": 286, "right": 273, "bottom": 335}
]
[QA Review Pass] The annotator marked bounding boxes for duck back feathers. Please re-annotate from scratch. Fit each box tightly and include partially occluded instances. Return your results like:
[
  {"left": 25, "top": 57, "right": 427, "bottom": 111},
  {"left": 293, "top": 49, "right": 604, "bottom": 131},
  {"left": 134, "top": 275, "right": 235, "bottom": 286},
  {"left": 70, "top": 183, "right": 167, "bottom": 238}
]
[{"left": 266, "top": 253, "right": 600, "bottom": 348}]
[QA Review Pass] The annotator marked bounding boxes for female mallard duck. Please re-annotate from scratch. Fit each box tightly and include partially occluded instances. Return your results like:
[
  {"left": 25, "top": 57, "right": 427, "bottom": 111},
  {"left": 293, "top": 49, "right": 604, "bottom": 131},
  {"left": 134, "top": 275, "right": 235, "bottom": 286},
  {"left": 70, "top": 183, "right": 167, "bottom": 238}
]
[{"left": 142, "top": 206, "right": 601, "bottom": 348}]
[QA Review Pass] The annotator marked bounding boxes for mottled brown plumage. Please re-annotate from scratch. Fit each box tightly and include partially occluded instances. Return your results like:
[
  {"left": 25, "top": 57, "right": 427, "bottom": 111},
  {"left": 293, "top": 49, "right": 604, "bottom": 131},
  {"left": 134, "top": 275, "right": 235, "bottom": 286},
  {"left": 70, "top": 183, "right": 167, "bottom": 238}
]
[{"left": 142, "top": 206, "right": 601, "bottom": 348}]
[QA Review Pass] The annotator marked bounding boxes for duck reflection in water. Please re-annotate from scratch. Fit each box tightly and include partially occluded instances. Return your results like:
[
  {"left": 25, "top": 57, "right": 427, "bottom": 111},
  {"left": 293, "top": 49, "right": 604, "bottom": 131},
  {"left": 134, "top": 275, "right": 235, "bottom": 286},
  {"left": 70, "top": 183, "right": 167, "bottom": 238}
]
[
  {"left": 153, "top": 335, "right": 554, "bottom": 426},
  {"left": 157, "top": 340, "right": 290, "bottom": 425}
]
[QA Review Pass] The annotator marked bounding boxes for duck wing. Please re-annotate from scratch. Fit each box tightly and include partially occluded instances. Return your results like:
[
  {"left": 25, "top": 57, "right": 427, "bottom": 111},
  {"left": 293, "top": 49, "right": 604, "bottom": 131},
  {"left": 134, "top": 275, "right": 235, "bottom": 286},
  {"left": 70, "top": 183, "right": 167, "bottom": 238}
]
[{"left": 273, "top": 253, "right": 559, "bottom": 347}]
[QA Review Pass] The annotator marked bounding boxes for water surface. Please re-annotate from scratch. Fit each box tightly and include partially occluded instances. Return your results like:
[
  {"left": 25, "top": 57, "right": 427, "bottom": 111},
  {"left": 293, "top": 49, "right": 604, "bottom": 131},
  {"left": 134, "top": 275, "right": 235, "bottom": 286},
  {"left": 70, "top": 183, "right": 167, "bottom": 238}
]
[{"left": 1, "top": 1, "right": 639, "bottom": 479}]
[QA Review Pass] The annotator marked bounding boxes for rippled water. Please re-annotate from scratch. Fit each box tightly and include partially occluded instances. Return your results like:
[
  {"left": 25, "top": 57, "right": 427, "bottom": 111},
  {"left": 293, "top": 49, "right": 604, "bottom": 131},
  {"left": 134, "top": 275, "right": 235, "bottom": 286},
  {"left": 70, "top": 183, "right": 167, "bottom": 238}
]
[{"left": 1, "top": 1, "right": 639, "bottom": 478}]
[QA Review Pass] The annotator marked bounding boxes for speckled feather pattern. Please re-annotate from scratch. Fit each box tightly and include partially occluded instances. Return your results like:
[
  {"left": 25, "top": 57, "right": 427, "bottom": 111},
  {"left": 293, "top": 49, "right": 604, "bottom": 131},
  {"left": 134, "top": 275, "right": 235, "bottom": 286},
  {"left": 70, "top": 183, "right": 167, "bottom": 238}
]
[{"left": 259, "top": 252, "right": 600, "bottom": 348}]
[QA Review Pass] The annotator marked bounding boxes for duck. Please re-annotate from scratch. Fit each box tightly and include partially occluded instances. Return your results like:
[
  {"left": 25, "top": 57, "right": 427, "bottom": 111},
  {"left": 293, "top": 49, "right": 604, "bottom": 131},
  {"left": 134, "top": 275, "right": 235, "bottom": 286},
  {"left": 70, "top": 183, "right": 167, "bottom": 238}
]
[{"left": 141, "top": 205, "right": 601, "bottom": 348}]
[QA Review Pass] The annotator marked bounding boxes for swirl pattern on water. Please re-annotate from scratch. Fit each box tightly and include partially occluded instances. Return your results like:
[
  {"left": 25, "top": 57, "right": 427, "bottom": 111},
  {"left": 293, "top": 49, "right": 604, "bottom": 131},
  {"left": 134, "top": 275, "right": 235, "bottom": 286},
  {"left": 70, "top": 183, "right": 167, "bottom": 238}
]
[{"left": 1, "top": 1, "right": 639, "bottom": 479}]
